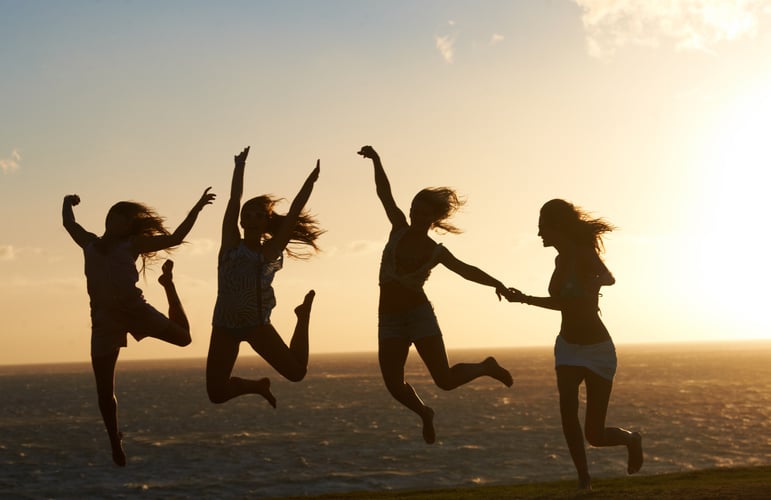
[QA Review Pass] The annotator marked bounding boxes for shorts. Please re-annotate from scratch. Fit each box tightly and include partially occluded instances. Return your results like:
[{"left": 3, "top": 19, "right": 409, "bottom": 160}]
[
  {"left": 213, "top": 324, "right": 270, "bottom": 342},
  {"left": 378, "top": 302, "right": 442, "bottom": 344},
  {"left": 90, "top": 300, "right": 172, "bottom": 357},
  {"left": 554, "top": 334, "right": 617, "bottom": 381}
]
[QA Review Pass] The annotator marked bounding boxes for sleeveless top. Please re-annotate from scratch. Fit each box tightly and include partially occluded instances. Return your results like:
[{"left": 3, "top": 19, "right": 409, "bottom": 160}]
[
  {"left": 378, "top": 227, "right": 444, "bottom": 290},
  {"left": 84, "top": 240, "right": 142, "bottom": 308},
  {"left": 212, "top": 241, "right": 283, "bottom": 328}
]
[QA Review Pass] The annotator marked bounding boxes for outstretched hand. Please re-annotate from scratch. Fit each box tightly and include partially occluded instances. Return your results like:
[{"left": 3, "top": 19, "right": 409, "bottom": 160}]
[
  {"left": 194, "top": 187, "right": 216, "bottom": 211},
  {"left": 357, "top": 145, "right": 378, "bottom": 160},
  {"left": 234, "top": 146, "right": 250, "bottom": 168},
  {"left": 309, "top": 159, "right": 320, "bottom": 182},
  {"left": 64, "top": 194, "right": 81, "bottom": 206}
]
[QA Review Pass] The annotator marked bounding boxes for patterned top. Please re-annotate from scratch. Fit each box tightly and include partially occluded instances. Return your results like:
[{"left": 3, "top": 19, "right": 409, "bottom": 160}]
[
  {"left": 84, "top": 240, "right": 143, "bottom": 308},
  {"left": 212, "top": 241, "right": 283, "bottom": 328},
  {"left": 378, "top": 227, "right": 444, "bottom": 290}
]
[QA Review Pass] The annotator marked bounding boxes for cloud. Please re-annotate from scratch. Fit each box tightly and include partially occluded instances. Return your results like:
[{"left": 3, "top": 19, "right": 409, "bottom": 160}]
[
  {"left": 573, "top": 0, "right": 771, "bottom": 58},
  {"left": 180, "top": 237, "right": 217, "bottom": 256},
  {"left": 435, "top": 34, "right": 456, "bottom": 63},
  {"left": 0, "top": 149, "right": 21, "bottom": 174},
  {"left": 346, "top": 239, "right": 382, "bottom": 255},
  {"left": 0, "top": 245, "right": 15, "bottom": 261},
  {"left": 490, "top": 33, "right": 505, "bottom": 46}
]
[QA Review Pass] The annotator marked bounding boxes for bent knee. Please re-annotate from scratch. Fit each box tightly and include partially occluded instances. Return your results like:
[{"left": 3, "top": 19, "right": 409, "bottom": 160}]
[
  {"left": 585, "top": 429, "right": 605, "bottom": 447},
  {"left": 285, "top": 366, "right": 307, "bottom": 383},
  {"left": 207, "top": 388, "right": 227, "bottom": 404},
  {"left": 206, "top": 381, "right": 229, "bottom": 404},
  {"left": 431, "top": 374, "right": 456, "bottom": 391}
]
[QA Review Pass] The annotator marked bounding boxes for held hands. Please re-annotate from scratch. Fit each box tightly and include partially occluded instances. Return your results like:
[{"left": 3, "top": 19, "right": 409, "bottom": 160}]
[
  {"left": 64, "top": 194, "right": 81, "bottom": 206},
  {"left": 504, "top": 287, "right": 529, "bottom": 304},
  {"left": 357, "top": 145, "right": 378, "bottom": 160},
  {"left": 495, "top": 286, "right": 526, "bottom": 303}
]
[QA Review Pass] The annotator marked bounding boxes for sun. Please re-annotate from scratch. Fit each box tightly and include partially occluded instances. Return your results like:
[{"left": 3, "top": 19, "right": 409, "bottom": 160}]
[{"left": 686, "top": 80, "right": 771, "bottom": 339}]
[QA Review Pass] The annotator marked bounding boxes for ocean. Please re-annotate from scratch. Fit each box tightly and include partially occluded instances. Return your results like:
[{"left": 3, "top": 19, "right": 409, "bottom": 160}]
[{"left": 1, "top": 342, "right": 770, "bottom": 499}]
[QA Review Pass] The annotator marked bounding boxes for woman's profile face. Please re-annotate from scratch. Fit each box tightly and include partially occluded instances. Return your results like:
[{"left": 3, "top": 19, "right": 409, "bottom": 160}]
[{"left": 538, "top": 214, "right": 559, "bottom": 248}]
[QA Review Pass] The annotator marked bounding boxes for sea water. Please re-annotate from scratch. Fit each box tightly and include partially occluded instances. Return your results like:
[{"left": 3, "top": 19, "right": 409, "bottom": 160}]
[{"left": 1, "top": 342, "right": 770, "bottom": 498}]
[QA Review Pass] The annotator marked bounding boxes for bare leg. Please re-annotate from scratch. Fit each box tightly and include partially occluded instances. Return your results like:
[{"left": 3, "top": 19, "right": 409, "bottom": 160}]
[
  {"left": 248, "top": 291, "right": 315, "bottom": 383},
  {"left": 628, "top": 432, "right": 643, "bottom": 474},
  {"left": 91, "top": 350, "right": 126, "bottom": 466},
  {"left": 582, "top": 370, "right": 643, "bottom": 474},
  {"left": 379, "top": 338, "right": 436, "bottom": 444},
  {"left": 156, "top": 260, "right": 191, "bottom": 346},
  {"left": 206, "top": 328, "right": 276, "bottom": 407},
  {"left": 289, "top": 290, "right": 314, "bottom": 369},
  {"left": 556, "top": 365, "right": 591, "bottom": 490},
  {"left": 415, "top": 336, "right": 513, "bottom": 390}
]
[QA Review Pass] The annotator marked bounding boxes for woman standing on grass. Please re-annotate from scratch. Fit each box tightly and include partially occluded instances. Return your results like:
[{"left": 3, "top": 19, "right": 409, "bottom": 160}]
[
  {"left": 507, "top": 198, "right": 642, "bottom": 490},
  {"left": 358, "top": 145, "right": 514, "bottom": 444},
  {"left": 206, "top": 146, "right": 323, "bottom": 408},
  {"left": 62, "top": 188, "right": 216, "bottom": 466}
]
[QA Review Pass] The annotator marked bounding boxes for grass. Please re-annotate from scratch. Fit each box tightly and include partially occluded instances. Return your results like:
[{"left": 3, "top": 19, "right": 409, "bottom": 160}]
[{"left": 270, "top": 465, "right": 771, "bottom": 499}]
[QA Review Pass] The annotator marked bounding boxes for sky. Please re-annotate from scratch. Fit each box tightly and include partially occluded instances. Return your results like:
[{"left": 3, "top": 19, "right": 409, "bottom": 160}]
[{"left": 2, "top": 0, "right": 770, "bottom": 366}]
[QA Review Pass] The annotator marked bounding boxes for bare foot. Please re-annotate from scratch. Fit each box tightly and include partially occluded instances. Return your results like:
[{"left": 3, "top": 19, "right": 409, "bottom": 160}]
[
  {"left": 421, "top": 407, "right": 436, "bottom": 444},
  {"left": 294, "top": 290, "right": 315, "bottom": 319},
  {"left": 627, "top": 431, "right": 643, "bottom": 474},
  {"left": 256, "top": 377, "right": 277, "bottom": 408},
  {"left": 158, "top": 260, "right": 174, "bottom": 288},
  {"left": 484, "top": 357, "right": 513, "bottom": 387},
  {"left": 111, "top": 432, "right": 126, "bottom": 467}
]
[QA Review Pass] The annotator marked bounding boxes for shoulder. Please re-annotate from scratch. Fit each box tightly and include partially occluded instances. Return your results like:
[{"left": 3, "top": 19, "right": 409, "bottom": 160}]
[{"left": 577, "top": 246, "right": 603, "bottom": 268}]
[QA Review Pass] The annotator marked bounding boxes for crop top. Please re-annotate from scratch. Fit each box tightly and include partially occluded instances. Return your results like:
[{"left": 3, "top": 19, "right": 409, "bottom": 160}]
[
  {"left": 378, "top": 227, "right": 444, "bottom": 290},
  {"left": 212, "top": 241, "right": 283, "bottom": 328},
  {"left": 84, "top": 240, "right": 142, "bottom": 307}
]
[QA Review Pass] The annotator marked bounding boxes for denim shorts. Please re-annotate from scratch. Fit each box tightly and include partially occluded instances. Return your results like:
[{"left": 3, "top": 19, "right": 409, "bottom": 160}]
[{"left": 378, "top": 302, "right": 442, "bottom": 344}]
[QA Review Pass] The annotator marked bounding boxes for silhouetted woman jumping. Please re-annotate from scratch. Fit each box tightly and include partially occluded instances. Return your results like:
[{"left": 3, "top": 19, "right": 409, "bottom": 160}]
[
  {"left": 358, "top": 145, "right": 513, "bottom": 444},
  {"left": 507, "top": 199, "right": 642, "bottom": 490},
  {"left": 62, "top": 188, "right": 216, "bottom": 466},
  {"left": 206, "top": 146, "right": 322, "bottom": 408}
]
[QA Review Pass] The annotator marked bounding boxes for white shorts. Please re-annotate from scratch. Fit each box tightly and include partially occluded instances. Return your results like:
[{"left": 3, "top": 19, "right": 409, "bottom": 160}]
[{"left": 554, "top": 335, "right": 617, "bottom": 381}]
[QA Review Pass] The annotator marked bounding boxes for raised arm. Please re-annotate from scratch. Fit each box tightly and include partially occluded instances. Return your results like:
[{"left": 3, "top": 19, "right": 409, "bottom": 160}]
[
  {"left": 62, "top": 194, "right": 97, "bottom": 248},
  {"left": 134, "top": 187, "right": 216, "bottom": 254},
  {"left": 262, "top": 160, "right": 320, "bottom": 260},
  {"left": 438, "top": 247, "right": 510, "bottom": 301},
  {"left": 358, "top": 146, "right": 407, "bottom": 228},
  {"left": 221, "top": 146, "right": 249, "bottom": 252}
]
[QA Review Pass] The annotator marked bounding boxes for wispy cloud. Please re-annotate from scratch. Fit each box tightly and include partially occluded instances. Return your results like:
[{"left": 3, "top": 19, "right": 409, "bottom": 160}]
[
  {"left": 346, "top": 239, "right": 382, "bottom": 255},
  {"left": 181, "top": 238, "right": 217, "bottom": 256},
  {"left": 435, "top": 19, "right": 459, "bottom": 63},
  {"left": 435, "top": 34, "right": 456, "bottom": 63},
  {"left": 490, "top": 33, "right": 505, "bottom": 46},
  {"left": 0, "top": 149, "right": 21, "bottom": 174},
  {"left": 574, "top": 0, "right": 771, "bottom": 58},
  {"left": 0, "top": 245, "right": 16, "bottom": 261}
]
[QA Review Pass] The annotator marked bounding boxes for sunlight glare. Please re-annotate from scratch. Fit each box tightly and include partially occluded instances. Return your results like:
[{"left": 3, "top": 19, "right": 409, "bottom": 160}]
[{"left": 690, "top": 81, "right": 770, "bottom": 338}]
